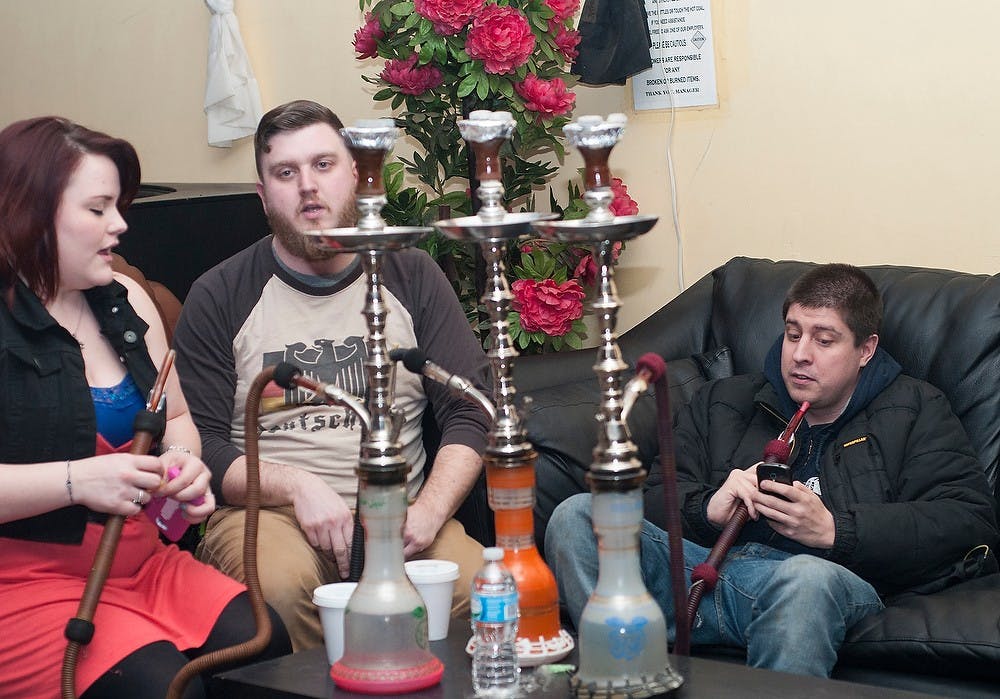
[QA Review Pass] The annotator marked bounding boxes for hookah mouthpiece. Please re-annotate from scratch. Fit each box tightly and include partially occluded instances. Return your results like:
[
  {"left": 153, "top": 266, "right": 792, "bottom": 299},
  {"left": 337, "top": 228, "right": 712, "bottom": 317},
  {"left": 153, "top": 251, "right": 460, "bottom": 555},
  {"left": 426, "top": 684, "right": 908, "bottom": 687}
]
[
  {"left": 389, "top": 347, "right": 428, "bottom": 375},
  {"left": 621, "top": 353, "right": 667, "bottom": 421},
  {"left": 762, "top": 400, "right": 810, "bottom": 463},
  {"left": 271, "top": 362, "right": 302, "bottom": 390},
  {"left": 635, "top": 352, "right": 667, "bottom": 383}
]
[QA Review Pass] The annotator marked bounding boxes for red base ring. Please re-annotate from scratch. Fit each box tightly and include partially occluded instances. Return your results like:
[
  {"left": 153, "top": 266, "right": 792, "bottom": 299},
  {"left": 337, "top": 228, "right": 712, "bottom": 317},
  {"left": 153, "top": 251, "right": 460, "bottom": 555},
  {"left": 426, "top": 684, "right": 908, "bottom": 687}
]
[{"left": 330, "top": 657, "right": 444, "bottom": 695}]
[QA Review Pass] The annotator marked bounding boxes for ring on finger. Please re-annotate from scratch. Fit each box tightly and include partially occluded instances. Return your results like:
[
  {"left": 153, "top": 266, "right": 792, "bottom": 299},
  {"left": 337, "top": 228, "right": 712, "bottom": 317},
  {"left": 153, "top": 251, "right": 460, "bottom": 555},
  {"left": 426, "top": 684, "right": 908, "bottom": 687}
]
[{"left": 131, "top": 489, "right": 149, "bottom": 506}]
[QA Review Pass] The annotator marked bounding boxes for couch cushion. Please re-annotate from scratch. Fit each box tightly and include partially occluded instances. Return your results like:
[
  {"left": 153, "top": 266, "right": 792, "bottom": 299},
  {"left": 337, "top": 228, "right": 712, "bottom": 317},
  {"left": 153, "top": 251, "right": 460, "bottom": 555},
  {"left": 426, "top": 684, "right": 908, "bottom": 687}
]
[{"left": 840, "top": 573, "right": 1000, "bottom": 681}]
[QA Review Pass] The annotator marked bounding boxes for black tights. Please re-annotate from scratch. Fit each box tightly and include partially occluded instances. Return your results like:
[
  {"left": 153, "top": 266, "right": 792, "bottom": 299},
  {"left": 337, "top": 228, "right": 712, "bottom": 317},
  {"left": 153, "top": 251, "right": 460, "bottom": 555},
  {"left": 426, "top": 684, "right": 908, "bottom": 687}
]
[{"left": 81, "top": 593, "right": 290, "bottom": 699}]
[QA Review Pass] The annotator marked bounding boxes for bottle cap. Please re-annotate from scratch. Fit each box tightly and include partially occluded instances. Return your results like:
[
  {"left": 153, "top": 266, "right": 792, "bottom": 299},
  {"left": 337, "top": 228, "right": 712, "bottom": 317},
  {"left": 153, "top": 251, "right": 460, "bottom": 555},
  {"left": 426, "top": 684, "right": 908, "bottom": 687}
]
[{"left": 483, "top": 547, "right": 505, "bottom": 562}]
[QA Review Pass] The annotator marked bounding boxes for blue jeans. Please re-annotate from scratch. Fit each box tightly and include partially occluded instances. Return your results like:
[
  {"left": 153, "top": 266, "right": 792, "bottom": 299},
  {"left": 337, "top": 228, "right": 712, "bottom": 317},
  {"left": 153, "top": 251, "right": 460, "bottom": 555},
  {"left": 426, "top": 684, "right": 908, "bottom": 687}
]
[{"left": 545, "top": 493, "right": 884, "bottom": 677}]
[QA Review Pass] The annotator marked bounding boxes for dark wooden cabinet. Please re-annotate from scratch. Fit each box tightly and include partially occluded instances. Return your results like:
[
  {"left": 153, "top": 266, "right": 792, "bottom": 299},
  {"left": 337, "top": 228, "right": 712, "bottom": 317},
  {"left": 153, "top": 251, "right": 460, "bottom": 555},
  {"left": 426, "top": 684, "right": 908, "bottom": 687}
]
[{"left": 119, "top": 183, "right": 269, "bottom": 301}]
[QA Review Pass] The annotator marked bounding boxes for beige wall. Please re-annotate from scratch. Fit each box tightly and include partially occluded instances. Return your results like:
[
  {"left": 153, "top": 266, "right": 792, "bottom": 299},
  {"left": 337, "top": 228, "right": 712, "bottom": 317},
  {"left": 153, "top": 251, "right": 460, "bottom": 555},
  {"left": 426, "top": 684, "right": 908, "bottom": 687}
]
[{"left": 2, "top": 1, "right": 997, "bottom": 334}]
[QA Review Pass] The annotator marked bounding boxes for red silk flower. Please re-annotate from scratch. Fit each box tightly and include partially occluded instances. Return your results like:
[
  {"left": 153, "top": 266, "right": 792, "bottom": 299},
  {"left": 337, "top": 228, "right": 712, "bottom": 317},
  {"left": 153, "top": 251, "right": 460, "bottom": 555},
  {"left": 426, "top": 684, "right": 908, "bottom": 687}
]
[
  {"left": 465, "top": 5, "right": 536, "bottom": 75},
  {"left": 512, "top": 278, "right": 585, "bottom": 336},
  {"left": 353, "top": 13, "right": 385, "bottom": 59},
  {"left": 544, "top": 0, "right": 582, "bottom": 22},
  {"left": 552, "top": 22, "right": 581, "bottom": 62},
  {"left": 515, "top": 74, "right": 576, "bottom": 118},
  {"left": 610, "top": 177, "right": 639, "bottom": 216},
  {"left": 380, "top": 54, "right": 444, "bottom": 95},
  {"left": 572, "top": 242, "right": 622, "bottom": 287},
  {"left": 414, "top": 0, "right": 485, "bottom": 36}
]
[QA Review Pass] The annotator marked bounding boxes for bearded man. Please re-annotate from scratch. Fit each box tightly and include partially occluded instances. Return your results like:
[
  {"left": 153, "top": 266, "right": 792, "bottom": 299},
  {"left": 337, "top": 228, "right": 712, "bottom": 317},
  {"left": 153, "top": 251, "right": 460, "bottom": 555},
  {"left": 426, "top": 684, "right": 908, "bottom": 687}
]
[{"left": 173, "top": 100, "right": 489, "bottom": 651}]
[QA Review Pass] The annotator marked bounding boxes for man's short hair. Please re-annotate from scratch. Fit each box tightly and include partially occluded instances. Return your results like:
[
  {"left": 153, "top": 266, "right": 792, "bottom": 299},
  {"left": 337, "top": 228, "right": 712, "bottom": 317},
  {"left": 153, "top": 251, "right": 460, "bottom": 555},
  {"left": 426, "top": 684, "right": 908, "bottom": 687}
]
[
  {"left": 254, "top": 100, "right": 345, "bottom": 179},
  {"left": 782, "top": 263, "right": 882, "bottom": 345}
]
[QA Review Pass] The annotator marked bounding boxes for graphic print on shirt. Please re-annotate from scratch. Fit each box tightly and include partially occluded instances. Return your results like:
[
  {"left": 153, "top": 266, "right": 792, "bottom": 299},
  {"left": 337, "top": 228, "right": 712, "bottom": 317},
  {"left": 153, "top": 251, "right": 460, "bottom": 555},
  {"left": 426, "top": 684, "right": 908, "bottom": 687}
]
[{"left": 260, "top": 335, "right": 367, "bottom": 414}]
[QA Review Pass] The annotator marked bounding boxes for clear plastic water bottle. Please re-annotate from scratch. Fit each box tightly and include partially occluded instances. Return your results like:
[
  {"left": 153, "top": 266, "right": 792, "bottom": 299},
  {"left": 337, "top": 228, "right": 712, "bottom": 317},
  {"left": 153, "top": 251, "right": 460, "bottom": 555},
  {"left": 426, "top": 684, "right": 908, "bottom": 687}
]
[{"left": 471, "top": 547, "right": 519, "bottom": 696}]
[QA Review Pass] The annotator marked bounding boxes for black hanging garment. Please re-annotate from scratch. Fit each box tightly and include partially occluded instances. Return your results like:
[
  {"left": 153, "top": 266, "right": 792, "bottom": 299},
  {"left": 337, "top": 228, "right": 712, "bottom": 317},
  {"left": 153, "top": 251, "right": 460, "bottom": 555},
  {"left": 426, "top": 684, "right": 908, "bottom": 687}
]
[{"left": 572, "top": 0, "right": 653, "bottom": 85}]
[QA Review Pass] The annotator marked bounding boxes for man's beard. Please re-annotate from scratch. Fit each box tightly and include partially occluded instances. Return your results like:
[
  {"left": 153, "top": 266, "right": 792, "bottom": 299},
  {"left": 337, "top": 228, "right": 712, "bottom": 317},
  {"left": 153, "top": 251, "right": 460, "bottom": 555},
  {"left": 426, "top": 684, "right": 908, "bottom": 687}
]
[{"left": 268, "top": 205, "right": 357, "bottom": 262}]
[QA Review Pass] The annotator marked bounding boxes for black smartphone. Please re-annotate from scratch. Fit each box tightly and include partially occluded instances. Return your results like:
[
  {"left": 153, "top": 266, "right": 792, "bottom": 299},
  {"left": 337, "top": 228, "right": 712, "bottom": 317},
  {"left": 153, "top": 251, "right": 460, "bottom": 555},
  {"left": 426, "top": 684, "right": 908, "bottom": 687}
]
[{"left": 756, "top": 462, "right": 793, "bottom": 487}]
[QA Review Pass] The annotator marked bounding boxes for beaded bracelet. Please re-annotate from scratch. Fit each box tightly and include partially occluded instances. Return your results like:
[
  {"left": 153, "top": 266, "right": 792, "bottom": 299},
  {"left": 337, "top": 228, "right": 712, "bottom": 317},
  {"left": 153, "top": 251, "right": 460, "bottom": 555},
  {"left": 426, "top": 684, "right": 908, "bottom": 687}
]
[{"left": 164, "top": 445, "right": 193, "bottom": 455}]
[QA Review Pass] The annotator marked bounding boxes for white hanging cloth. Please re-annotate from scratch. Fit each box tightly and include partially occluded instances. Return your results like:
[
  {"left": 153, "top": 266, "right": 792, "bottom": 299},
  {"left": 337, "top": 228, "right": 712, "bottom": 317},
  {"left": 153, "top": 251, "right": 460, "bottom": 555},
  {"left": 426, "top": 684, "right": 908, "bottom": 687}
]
[{"left": 203, "top": 0, "right": 264, "bottom": 147}]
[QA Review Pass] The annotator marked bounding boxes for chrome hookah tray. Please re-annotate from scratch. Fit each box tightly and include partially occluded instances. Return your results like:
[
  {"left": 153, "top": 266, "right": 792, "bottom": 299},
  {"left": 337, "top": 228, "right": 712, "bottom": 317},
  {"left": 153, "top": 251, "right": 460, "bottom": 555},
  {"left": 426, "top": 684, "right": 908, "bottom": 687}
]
[
  {"left": 434, "top": 211, "right": 558, "bottom": 242},
  {"left": 530, "top": 214, "right": 658, "bottom": 244},
  {"left": 303, "top": 225, "right": 432, "bottom": 251}
]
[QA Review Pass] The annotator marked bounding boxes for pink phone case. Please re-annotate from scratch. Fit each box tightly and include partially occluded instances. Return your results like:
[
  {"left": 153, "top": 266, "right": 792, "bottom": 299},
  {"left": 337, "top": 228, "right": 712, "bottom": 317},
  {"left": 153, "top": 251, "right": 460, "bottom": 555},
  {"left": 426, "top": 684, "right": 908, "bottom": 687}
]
[{"left": 145, "top": 467, "right": 205, "bottom": 541}]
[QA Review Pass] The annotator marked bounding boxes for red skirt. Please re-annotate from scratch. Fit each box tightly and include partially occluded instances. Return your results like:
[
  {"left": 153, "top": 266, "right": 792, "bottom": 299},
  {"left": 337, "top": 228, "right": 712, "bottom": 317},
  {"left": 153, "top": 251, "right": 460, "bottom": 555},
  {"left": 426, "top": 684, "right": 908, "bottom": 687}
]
[{"left": 0, "top": 515, "right": 245, "bottom": 697}]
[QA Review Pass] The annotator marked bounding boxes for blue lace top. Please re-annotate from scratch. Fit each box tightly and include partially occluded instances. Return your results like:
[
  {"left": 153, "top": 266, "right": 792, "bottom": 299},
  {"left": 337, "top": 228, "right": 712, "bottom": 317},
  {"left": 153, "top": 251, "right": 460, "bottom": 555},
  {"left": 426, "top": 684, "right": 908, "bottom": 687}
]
[{"left": 91, "top": 374, "right": 145, "bottom": 448}]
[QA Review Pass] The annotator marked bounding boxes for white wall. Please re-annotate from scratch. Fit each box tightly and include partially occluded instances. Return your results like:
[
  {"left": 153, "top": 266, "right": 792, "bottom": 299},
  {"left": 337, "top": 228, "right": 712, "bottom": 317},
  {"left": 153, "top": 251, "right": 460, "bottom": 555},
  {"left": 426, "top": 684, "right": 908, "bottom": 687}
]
[{"left": 2, "top": 1, "right": 997, "bottom": 333}]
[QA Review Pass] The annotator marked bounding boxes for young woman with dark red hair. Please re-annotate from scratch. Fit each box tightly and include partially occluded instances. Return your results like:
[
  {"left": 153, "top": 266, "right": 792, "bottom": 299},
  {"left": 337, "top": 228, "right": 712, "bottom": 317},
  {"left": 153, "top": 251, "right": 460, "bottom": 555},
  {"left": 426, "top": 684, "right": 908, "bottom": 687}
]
[{"left": 0, "top": 116, "right": 289, "bottom": 698}]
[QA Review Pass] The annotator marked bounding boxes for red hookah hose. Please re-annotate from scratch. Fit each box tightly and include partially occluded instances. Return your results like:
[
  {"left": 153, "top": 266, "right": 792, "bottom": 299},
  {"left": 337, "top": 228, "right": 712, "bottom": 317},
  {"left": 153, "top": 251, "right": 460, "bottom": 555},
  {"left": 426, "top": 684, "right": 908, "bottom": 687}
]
[
  {"left": 641, "top": 353, "right": 693, "bottom": 657},
  {"left": 163, "top": 367, "right": 274, "bottom": 698},
  {"left": 61, "top": 352, "right": 175, "bottom": 699},
  {"left": 683, "top": 402, "right": 809, "bottom": 632}
]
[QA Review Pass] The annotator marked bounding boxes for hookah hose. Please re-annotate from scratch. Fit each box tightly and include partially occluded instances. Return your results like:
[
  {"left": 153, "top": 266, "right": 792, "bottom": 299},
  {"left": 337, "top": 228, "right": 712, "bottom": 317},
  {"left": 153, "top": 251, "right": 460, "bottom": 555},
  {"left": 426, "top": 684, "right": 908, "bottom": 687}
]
[
  {"left": 61, "top": 351, "right": 174, "bottom": 699},
  {"left": 682, "top": 401, "right": 810, "bottom": 634},
  {"left": 348, "top": 510, "right": 365, "bottom": 582},
  {"left": 162, "top": 366, "right": 274, "bottom": 699},
  {"left": 638, "top": 352, "right": 693, "bottom": 657}
]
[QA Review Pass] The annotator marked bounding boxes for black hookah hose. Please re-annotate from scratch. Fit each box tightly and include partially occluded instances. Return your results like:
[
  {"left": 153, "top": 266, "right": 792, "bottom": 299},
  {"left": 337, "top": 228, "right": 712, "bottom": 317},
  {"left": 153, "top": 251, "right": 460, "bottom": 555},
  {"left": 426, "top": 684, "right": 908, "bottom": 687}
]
[
  {"left": 61, "top": 352, "right": 174, "bottom": 699},
  {"left": 348, "top": 509, "right": 365, "bottom": 582},
  {"left": 642, "top": 353, "right": 693, "bottom": 657},
  {"left": 682, "top": 402, "right": 809, "bottom": 634},
  {"left": 164, "top": 367, "right": 274, "bottom": 699}
]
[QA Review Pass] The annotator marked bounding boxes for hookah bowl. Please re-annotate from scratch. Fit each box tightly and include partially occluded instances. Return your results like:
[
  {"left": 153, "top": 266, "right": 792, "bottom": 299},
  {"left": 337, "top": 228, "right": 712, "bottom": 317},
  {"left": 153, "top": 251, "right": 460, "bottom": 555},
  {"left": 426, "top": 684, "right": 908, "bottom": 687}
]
[
  {"left": 305, "top": 119, "right": 442, "bottom": 693},
  {"left": 531, "top": 114, "right": 682, "bottom": 697},
  {"left": 434, "top": 110, "right": 573, "bottom": 666}
]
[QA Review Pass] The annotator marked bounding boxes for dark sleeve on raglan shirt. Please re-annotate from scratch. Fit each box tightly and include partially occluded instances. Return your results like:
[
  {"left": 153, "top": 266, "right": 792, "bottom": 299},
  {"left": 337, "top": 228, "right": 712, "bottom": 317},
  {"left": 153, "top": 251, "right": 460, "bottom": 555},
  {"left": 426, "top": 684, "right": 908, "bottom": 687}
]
[
  {"left": 173, "top": 238, "right": 275, "bottom": 501},
  {"left": 382, "top": 249, "right": 491, "bottom": 455}
]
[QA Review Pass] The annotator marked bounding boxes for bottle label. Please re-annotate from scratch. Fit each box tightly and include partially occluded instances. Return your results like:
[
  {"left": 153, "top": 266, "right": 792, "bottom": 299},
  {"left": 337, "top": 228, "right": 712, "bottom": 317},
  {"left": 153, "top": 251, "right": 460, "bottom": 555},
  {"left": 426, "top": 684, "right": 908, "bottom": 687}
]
[{"left": 471, "top": 591, "right": 518, "bottom": 624}]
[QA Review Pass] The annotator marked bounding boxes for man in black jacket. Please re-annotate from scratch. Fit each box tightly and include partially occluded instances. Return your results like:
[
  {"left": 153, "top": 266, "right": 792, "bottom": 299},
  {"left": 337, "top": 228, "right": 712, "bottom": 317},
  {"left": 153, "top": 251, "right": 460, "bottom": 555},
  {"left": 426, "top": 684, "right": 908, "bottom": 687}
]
[{"left": 546, "top": 263, "right": 999, "bottom": 676}]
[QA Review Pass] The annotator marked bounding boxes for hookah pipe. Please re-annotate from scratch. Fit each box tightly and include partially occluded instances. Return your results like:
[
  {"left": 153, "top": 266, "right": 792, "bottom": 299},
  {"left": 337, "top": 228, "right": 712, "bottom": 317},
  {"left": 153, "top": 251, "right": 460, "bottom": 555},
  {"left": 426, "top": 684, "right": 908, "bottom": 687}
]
[
  {"left": 681, "top": 400, "right": 810, "bottom": 643},
  {"left": 61, "top": 351, "right": 174, "bottom": 699},
  {"left": 621, "top": 352, "right": 693, "bottom": 658},
  {"left": 433, "top": 109, "right": 574, "bottom": 664}
]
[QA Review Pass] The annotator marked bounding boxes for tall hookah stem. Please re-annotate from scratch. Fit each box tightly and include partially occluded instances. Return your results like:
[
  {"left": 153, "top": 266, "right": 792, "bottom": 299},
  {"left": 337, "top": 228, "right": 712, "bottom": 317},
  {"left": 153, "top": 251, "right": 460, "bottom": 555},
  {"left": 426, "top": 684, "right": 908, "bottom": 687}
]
[
  {"left": 480, "top": 239, "right": 560, "bottom": 640},
  {"left": 592, "top": 239, "right": 631, "bottom": 460},
  {"left": 481, "top": 240, "right": 519, "bottom": 435},
  {"left": 360, "top": 248, "right": 401, "bottom": 448}
]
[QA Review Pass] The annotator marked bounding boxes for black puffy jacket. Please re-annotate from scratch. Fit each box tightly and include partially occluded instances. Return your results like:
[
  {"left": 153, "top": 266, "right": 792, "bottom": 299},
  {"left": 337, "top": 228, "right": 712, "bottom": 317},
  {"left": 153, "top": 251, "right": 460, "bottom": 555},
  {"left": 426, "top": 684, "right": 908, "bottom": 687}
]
[{"left": 645, "top": 370, "right": 999, "bottom": 596}]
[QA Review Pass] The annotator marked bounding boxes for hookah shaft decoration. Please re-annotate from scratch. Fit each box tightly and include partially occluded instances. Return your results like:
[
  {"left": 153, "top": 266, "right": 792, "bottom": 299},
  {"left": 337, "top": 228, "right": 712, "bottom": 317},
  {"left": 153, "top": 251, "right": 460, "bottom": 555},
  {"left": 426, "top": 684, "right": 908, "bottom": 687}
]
[
  {"left": 532, "top": 114, "right": 682, "bottom": 697},
  {"left": 305, "top": 119, "right": 442, "bottom": 694},
  {"left": 433, "top": 110, "right": 573, "bottom": 666}
]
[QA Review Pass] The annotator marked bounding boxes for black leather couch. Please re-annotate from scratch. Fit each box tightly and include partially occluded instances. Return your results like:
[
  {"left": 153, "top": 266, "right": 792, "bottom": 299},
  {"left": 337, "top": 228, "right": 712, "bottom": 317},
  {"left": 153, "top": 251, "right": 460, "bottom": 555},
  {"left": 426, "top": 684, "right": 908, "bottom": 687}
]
[{"left": 512, "top": 256, "right": 1000, "bottom": 697}]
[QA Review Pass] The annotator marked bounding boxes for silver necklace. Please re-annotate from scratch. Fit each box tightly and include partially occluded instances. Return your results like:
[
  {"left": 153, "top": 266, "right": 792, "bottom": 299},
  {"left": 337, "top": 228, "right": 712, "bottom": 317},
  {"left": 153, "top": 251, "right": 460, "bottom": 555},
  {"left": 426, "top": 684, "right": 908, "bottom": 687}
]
[{"left": 70, "top": 295, "right": 86, "bottom": 349}]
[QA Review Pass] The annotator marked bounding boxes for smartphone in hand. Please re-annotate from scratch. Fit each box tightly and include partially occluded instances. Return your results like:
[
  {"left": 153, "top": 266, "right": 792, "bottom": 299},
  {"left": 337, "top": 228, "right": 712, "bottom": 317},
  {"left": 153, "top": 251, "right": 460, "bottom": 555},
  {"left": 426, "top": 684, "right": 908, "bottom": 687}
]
[{"left": 756, "top": 462, "right": 793, "bottom": 487}]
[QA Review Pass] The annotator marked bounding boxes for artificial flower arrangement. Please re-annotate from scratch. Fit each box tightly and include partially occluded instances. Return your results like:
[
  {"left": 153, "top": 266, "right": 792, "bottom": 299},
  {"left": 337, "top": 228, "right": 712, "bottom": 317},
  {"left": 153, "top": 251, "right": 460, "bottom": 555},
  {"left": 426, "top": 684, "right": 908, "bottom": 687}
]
[{"left": 355, "top": 0, "right": 640, "bottom": 353}]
